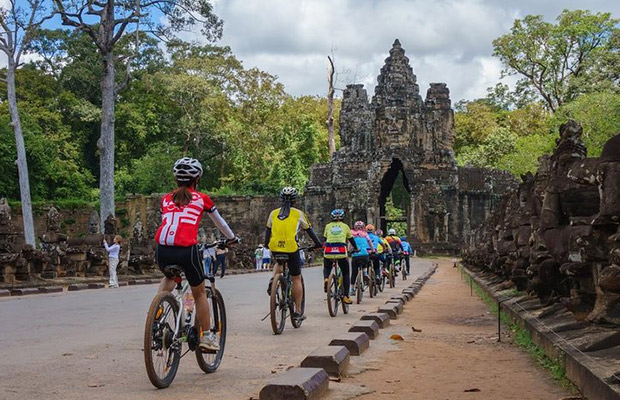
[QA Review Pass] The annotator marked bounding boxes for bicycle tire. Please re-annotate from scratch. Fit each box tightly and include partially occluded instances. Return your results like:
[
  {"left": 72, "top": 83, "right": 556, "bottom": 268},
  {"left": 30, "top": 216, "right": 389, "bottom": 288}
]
[
  {"left": 196, "top": 287, "right": 226, "bottom": 373},
  {"left": 356, "top": 270, "right": 363, "bottom": 304},
  {"left": 389, "top": 264, "right": 396, "bottom": 288},
  {"left": 270, "top": 273, "right": 286, "bottom": 334},
  {"left": 144, "top": 291, "right": 181, "bottom": 389},
  {"left": 401, "top": 261, "right": 407, "bottom": 281},
  {"left": 327, "top": 272, "right": 339, "bottom": 317},
  {"left": 369, "top": 268, "right": 376, "bottom": 298},
  {"left": 290, "top": 275, "right": 305, "bottom": 328}
]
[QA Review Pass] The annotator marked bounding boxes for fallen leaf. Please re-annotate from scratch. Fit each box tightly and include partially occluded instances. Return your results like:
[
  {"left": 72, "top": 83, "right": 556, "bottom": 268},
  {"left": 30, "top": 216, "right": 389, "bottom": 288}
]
[
  {"left": 62, "top": 353, "right": 73, "bottom": 357},
  {"left": 464, "top": 388, "right": 481, "bottom": 392},
  {"left": 411, "top": 327, "right": 422, "bottom": 333},
  {"left": 390, "top": 334, "right": 404, "bottom": 341},
  {"left": 271, "top": 370, "right": 276, "bottom": 374},
  {"left": 87, "top": 383, "right": 105, "bottom": 388},
  {"left": 381, "top": 391, "right": 395, "bottom": 394}
]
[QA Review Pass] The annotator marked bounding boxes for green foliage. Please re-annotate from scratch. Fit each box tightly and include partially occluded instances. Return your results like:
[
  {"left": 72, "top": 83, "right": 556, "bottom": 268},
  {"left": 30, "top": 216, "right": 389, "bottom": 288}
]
[
  {"left": 552, "top": 92, "right": 620, "bottom": 157},
  {"left": 493, "top": 9, "right": 619, "bottom": 111}
]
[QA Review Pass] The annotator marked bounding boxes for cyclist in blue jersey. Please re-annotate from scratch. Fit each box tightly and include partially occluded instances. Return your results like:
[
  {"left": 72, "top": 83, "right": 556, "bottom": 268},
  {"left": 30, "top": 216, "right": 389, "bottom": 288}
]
[
  {"left": 350, "top": 221, "right": 374, "bottom": 296},
  {"left": 400, "top": 236, "right": 413, "bottom": 276},
  {"left": 366, "top": 224, "right": 382, "bottom": 284}
]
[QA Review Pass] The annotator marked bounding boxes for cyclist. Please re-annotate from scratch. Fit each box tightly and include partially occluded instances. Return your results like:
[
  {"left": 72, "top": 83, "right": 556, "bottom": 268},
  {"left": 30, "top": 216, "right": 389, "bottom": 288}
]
[
  {"left": 265, "top": 187, "right": 322, "bottom": 322},
  {"left": 376, "top": 228, "right": 392, "bottom": 276},
  {"left": 323, "top": 209, "right": 359, "bottom": 304},
  {"left": 385, "top": 228, "right": 404, "bottom": 272},
  {"left": 400, "top": 236, "right": 412, "bottom": 276},
  {"left": 155, "top": 157, "right": 239, "bottom": 352},
  {"left": 366, "top": 224, "right": 382, "bottom": 284},
  {"left": 350, "top": 221, "right": 374, "bottom": 297}
]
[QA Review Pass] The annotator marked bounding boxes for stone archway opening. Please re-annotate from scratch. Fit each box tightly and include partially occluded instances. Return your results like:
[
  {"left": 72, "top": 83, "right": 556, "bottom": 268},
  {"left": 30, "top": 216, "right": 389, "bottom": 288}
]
[{"left": 379, "top": 158, "right": 411, "bottom": 234}]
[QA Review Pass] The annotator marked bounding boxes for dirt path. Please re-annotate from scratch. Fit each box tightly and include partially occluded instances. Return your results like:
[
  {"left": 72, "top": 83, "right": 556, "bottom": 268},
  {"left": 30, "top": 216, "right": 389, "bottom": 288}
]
[{"left": 329, "top": 259, "right": 572, "bottom": 400}]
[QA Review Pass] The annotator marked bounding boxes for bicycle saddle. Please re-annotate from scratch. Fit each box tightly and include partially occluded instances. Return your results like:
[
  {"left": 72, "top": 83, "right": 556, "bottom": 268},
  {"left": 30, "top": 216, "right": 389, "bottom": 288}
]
[{"left": 163, "top": 265, "right": 184, "bottom": 277}]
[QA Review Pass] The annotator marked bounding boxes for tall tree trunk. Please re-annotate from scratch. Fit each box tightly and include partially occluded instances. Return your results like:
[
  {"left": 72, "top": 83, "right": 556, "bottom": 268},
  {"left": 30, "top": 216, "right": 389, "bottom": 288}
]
[
  {"left": 6, "top": 60, "right": 36, "bottom": 246},
  {"left": 327, "top": 56, "right": 335, "bottom": 157},
  {"left": 98, "top": 51, "right": 116, "bottom": 231}
]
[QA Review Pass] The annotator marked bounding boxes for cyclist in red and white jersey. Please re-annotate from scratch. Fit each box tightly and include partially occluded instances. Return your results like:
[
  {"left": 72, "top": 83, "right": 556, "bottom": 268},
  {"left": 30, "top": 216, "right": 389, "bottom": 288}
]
[{"left": 155, "top": 157, "right": 239, "bottom": 351}]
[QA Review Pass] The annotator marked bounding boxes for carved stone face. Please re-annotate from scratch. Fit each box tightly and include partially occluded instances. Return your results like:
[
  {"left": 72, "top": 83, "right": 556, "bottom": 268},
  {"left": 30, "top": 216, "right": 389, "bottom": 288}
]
[
  {"left": 88, "top": 210, "right": 100, "bottom": 234},
  {"left": 0, "top": 198, "right": 11, "bottom": 226},
  {"left": 47, "top": 207, "right": 61, "bottom": 232}
]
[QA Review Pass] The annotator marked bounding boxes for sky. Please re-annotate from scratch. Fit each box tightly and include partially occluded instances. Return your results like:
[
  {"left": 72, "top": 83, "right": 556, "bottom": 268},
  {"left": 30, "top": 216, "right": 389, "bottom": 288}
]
[{"left": 193, "top": 0, "right": 620, "bottom": 103}]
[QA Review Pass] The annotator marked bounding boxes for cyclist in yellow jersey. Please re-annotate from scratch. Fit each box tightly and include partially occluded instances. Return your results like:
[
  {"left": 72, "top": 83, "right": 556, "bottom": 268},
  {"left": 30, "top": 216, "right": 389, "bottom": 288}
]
[
  {"left": 323, "top": 209, "right": 359, "bottom": 304},
  {"left": 264, "top": 187, "right": 322, "bottom": 321}
]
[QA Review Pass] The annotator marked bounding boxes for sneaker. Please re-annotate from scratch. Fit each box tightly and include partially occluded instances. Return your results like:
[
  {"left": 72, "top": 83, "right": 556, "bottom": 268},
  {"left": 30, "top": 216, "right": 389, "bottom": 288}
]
[
  {"left": 323, "top": 278, "right": 329, "bottom": 293},
  {"left": 199, "top": 332, "right": 220, "bottom": 351},
  {"left": 342, "top": 296, "right": 353, "bottom": 304},
  {"left": 350, "top": 289, "right": 356, "bottom": 296},
  {"left": 292, "top": 312, "right": 307, "bottom": 322},
  {"left": 267, "top": 277, "right": 273, "bottom": 296}
]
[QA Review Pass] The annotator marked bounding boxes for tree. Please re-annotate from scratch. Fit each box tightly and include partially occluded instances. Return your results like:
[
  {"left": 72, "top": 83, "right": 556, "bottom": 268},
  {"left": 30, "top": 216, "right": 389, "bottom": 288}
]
[
  {"left": 0, "top": 0, "right": 54, "bottom": 246},
  {"left": 52, "top": 0, "right": 223, "bottom": 231},
  {"left": 326, "top": 55, "right": 335, "bottom": 157},
  {"left": 493, "top": 10, "right": 619, "bottom": 112}
]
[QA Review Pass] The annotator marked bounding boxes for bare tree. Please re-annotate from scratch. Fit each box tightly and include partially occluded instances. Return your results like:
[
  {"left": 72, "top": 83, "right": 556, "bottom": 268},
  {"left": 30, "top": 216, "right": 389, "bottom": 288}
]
[
  {"left": 52, "top": 0, "right": 223, "bottom": 231},
  {"left": 0, "top": 0, "right": 55, "bottom": 247},
  {"left": 326, "top": 55, "right": 335, "bottom": 157}
]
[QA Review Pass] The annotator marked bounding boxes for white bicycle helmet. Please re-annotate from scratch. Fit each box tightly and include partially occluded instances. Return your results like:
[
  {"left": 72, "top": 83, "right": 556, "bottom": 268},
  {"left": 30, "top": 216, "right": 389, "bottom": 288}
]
[
  {"left": 388, "top": 228, "right": 396, "bottom": 235},
  {"left": 173, "top": 157, "right": 203, "bottom": 182},
  {"left": 280, "top": 186, "right": 299, "bottom": 202}
]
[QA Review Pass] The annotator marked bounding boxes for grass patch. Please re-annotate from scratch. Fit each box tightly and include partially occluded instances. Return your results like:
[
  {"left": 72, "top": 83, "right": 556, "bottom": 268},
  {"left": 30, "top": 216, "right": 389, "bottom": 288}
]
[{"left": 458, "top": 265, "right": 577, "bottom": 392}]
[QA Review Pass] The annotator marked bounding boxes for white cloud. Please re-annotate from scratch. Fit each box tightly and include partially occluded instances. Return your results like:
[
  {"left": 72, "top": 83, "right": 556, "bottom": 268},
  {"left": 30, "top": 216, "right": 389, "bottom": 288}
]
[{"left": 188, "top": 0, "right": 620, "bottom": 102}]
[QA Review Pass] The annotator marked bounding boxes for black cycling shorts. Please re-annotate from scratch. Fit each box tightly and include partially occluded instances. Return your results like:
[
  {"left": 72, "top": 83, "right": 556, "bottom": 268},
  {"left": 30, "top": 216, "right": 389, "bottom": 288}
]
[
  {"left": 272, "top": 250, "right": 302, "bottom": 277},
  {"left": 156, "top": 244, "right": 204, "bottom": 287}
]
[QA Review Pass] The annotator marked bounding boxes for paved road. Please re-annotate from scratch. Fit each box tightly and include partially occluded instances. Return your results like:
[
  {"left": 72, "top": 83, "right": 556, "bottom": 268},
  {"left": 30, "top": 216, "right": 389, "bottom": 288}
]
[{"left": 0, "top": 259, "right": 433, "bottom": 400}]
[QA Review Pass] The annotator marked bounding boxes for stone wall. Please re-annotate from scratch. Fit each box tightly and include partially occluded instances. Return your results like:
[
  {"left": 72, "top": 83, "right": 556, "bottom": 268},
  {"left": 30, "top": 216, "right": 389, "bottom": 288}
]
[
  {"left": 0, "top": 194, "right": 280, "bottom": 283},
  {"left": 462, "top": 122, "right": 620, "bottom": 325},
  {"left": 304, "top": 39, "right": 516, "bottom": 254}
]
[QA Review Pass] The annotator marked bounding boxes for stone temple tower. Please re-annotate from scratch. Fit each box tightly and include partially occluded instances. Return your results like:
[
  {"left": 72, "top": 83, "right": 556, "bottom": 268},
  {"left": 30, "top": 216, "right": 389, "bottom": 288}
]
[{"left": 305, "top": 40, "right": 515, "bottom": 254}]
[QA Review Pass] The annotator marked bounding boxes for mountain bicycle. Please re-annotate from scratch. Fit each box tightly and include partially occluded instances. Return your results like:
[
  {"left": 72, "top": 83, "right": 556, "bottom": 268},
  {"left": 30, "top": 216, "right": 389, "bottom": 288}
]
[
  {"left": 268, "top": 247, "right": 311, "bottom": 334},
  {"left": 401, "top": 254, "right": 408, "bottom": 281},
  {"left": 326, "top": 259, "right": 349, "bottom": 317},
  {"left": 352, "top": 257, "right": 375, "bottom": 304},
  {"left": 387, "top": 255, "right": 396, "bottom": 288},
  {"left": 377, "top": 256, "right": 386, "bottom": 292},
  {"left": 144, "top": 245, "right": 227, "bottom": 389}
]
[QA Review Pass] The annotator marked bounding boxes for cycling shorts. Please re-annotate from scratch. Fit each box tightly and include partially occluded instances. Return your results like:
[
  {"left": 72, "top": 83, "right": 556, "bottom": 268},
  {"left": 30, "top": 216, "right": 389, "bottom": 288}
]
[
  {"left": 272, "top": 250, "right": 302, "bottom": 276},
  {"left": 156, "top": 244, "right": 204, "bottom": 287}
]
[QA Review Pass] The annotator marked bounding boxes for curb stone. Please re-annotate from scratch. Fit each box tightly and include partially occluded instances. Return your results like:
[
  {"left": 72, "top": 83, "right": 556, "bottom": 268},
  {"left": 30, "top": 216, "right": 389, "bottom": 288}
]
[
  {"left": 377, "top": 304, "right": 399, "bottom": 319},
  {"left": 68, "top": 284, "right": 89, "bottom": 291},
  {"left": 360, "top": 312, "right": 391, "bottom": 328},
  {"left": 329, "top": 332, "right": 370, "bottom": 355},
  {"left": 348, "top": 320, "right": 380, "bottom": 339},
  {"left": 10, "top": 288, "right": 39, "bottom": 296},
  {"left": 300, "top": 346, "right": 350, "bottom": 378},
  {"left": 259, "top": 367, "right": 329, "bottom": 400},
  {"left": 0, "top": 289, "right": 10, "bottom": 297},
  {"left": 384, "top": 300, "right": 404, "bottom": 314},
  {"left": 38, "top": 286, "right": 63, "bottom": 294},
  {"left": 88, "top": 283, "right": 105, "bottom": 289}
]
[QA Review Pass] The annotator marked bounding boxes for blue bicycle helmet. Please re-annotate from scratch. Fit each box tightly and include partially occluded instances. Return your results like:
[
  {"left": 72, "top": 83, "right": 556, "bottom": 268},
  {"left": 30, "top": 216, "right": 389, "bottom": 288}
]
[{"left": 330, "top": 209, "right": 345, "bottom": 221}]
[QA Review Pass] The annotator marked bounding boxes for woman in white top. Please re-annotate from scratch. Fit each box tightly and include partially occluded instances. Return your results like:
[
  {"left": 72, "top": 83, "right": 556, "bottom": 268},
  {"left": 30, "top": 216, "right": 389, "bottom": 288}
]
[{"left": 103, "top": 235, "right": 122, "bottom": 288}]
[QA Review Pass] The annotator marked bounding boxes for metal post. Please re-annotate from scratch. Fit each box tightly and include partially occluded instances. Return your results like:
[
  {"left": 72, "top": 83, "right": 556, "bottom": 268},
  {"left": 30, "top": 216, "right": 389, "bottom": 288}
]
[
  {"left": 497, "top": 299, "right": 501, "bottom": 342},
  {"left": 470, "top": 277, "right": 473, "bottom": 296}
]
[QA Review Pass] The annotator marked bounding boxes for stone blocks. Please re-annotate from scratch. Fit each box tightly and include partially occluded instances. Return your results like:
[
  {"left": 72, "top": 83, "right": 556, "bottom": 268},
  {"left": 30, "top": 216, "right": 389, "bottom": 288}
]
[
  {"left": 10, "top": 288, "right": 39, "bottom": 296},
  {"left": 348, "top": 319, "right": 380, "bottom": 339},
  {"left": 377, "top": 304, "right": 399, "bottom": 319},
  {"left": 360, "top": 312, "right": 391, "bottom": 328},
  {"left": 329, "top": 332, "right": 370, "bottom": 355},
  {"left": 68, "top": 284, "right": 88, "bottom": 291},
  {"left": 300, "top": 346, "right": 350, "bottom": 377},
  {"left": 88, "top": 283, "right": 105, "bottom": 289},
  {"left": 38, "top": 286, "right": 63, "bottom": 294},
  {"left": 259, "top": 367, "right": 329, "bottom": 400},
  {"left": 385, "top": 300, "right": 404, "bottom": 315}
]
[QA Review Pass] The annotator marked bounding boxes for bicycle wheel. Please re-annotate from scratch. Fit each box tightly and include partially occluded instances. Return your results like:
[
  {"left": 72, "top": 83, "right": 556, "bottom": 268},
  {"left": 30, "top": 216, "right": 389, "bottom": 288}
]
[
  {"left": 196, "top": 287, "right": 226, "bottom": 373},
  {"left": 389, "top": 264, "right": 396, "bottom": 288},
  {"left": 401, "top": 261, "right": 407, "bottom": 280},
  {"left": 327, "top": 272, "right": 339, "bottom": 317},
  {"left": 144, "top": 292, "right": 181, "bottom": 389},
  {"left": 270, "top": 273, "right": 287, "bottom": 334},
  {"left": 290, "top": 275, "right": 305, "bottom": 328},
  {"left": 356, "top": 271, "right": 363, "bottom": 304},
  {"left": 369, "top": 268, "right": 376, "bottom": 298}
]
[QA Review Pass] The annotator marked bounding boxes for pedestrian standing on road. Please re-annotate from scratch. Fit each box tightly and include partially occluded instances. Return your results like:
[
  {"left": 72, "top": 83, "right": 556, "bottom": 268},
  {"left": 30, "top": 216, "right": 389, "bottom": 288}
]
[
  {"left": 299, "top": 249, "right": 306, "bottom": 268},
  {"left": 103, "top": 235, "right": 122, "bottom": 288},
  {"left": 203, "top": 242, "right": 216, "bottom": 275},
  {"left": 213, "top": 242, "right": 229, "bottom": 278},
  {"left": 255, "top": 244, "right": 264, "bottom": 270},
  {"left": 262, "top": 245, "right": 271, "bottom": 270}
]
